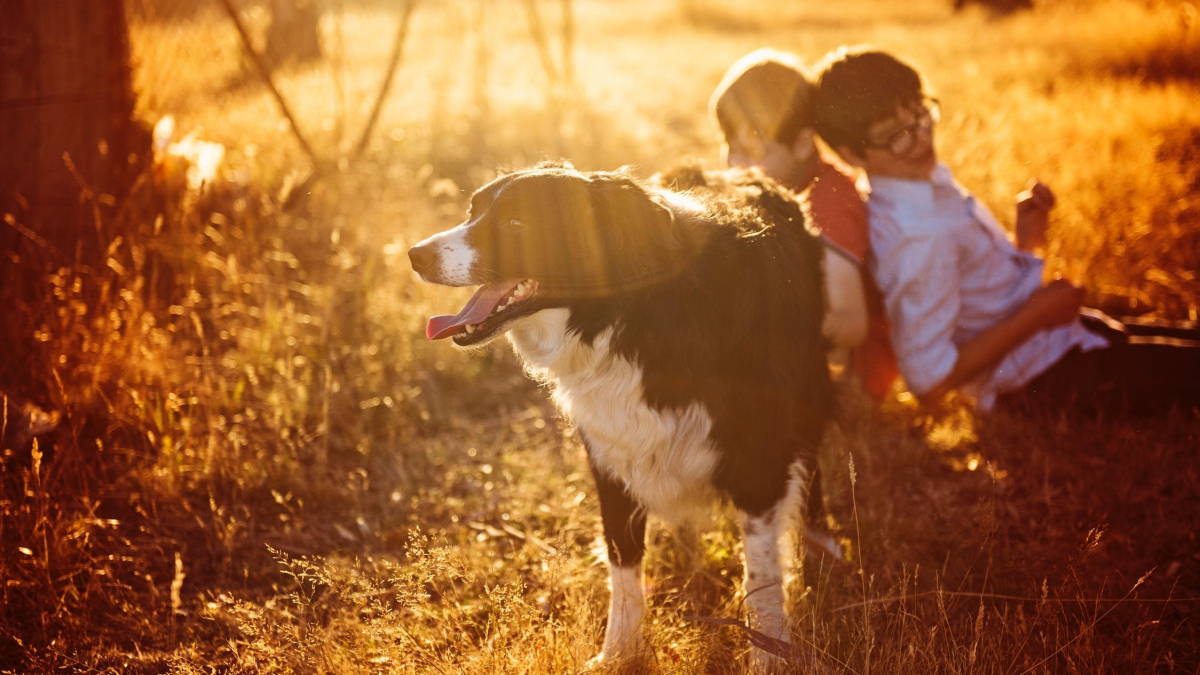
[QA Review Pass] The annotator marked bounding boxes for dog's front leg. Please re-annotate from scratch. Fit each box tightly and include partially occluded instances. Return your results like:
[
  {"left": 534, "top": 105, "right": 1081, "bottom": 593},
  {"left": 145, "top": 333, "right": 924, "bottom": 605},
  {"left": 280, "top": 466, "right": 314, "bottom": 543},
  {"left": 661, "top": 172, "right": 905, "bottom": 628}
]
[{"left": 588, "top": 455, "right": 648, "bottom": 667}]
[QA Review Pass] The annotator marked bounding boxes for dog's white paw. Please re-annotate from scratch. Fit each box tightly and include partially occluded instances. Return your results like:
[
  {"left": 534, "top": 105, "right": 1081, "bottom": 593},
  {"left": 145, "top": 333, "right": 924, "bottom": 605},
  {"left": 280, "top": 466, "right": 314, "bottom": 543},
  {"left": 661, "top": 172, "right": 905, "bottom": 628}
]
[
  {"left": 587, "top": 644, "right": 648, "bottom": 672},
  {"left": 748, "top": 646, "right": 787, "bottom": 674}
]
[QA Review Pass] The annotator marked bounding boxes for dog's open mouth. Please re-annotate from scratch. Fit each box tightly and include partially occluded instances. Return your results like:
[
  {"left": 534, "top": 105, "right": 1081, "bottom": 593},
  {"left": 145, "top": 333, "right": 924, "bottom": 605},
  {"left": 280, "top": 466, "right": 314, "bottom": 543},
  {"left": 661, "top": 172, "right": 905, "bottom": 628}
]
[{"left": 427, "top": 279, "right": 540, "bottom": 344}]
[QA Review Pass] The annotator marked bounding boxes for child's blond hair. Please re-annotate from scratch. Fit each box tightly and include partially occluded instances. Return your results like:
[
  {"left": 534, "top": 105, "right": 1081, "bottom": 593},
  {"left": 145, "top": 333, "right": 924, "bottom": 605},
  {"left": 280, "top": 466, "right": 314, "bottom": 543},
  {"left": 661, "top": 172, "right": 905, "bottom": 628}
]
[{"left": 710, "top": 49, "right": 816, "bottom": 147}]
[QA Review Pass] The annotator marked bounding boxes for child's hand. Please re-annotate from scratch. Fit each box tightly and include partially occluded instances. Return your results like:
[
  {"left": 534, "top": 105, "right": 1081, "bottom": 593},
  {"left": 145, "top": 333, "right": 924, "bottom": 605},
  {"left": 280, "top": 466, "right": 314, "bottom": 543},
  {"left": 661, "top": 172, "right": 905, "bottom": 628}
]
[
  {"left": 1028, "top": 279, "right": 1084, "bottom": 328},
  {"left": 1015, "top": 180, "right": 1056, "bottom": 251}
]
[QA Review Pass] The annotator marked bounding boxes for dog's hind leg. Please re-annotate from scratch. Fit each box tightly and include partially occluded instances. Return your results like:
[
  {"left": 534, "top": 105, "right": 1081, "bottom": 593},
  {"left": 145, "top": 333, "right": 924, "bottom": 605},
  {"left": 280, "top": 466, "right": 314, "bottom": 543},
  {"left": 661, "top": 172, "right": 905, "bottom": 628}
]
[
  {"left": 737, "top": 459, "right": 814, "bottom": 671},
  {"left": 740, "top": 506, "right": 789, "bottom": 666},
  {"left": 588, "top": 455, "right": 649, "bottom": 667}
]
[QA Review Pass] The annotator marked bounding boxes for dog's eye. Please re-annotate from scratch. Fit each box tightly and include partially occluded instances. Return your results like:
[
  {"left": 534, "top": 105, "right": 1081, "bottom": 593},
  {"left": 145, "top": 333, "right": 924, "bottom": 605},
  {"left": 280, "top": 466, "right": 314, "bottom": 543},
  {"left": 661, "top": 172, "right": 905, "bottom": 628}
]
[{"left": 502, "top": 217, "right": 526, "bottom": 232}]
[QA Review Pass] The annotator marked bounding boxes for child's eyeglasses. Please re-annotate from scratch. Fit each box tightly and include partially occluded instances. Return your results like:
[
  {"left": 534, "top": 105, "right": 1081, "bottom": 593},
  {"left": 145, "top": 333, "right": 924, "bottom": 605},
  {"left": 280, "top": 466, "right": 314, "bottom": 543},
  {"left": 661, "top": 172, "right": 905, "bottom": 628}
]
[{"left": 866, "top": 97, "right": 940, "bottom": 157}]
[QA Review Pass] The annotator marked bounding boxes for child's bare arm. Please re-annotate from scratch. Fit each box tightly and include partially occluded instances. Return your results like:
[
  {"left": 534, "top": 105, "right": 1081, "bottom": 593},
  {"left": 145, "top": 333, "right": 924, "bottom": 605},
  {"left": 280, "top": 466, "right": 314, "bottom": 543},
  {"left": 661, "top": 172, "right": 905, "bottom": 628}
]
[
  {"left": 821, "top": 248, "right": 869, "bottom": 349},
  {"left": 920, "top": 279, "right": 1084, "bottom": 402}
]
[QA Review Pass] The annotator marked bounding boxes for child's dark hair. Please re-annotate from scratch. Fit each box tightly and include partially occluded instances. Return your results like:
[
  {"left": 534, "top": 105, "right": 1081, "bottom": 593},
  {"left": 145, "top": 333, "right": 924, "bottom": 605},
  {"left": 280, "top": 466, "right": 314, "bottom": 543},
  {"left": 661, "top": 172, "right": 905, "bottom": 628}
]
[
  {"left": 813, "top": 47, "right": 925, "bottom": 155},
  {"left": 710, "top": 49, "right": 815, "bottom": 147}
]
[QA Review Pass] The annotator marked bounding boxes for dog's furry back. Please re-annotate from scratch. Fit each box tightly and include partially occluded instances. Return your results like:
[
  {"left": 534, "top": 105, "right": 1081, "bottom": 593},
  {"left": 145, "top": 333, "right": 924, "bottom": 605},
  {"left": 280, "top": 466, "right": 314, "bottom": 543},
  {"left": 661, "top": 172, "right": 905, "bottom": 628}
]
[{"left": 562, "top": 164, "right": 832, "bottom": 514}]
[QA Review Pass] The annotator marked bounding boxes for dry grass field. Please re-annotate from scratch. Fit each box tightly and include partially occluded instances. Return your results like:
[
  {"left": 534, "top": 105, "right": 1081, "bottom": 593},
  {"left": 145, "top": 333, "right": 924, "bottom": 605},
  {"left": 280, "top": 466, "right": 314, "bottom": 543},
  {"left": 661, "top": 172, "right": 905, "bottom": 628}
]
[{"left": 3, "top": 0, "right": 1200, "bottom": 672}]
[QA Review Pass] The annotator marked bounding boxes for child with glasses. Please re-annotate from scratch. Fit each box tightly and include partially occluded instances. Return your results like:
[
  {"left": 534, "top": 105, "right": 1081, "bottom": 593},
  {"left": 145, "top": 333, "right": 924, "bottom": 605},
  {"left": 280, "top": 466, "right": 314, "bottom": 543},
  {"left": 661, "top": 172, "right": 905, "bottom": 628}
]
[
  {"left": 710, "top": 49, "right": 899, "bottom": 400},
  {"left": 811, "top": 46, "right": 1200, "bottom": 415}
]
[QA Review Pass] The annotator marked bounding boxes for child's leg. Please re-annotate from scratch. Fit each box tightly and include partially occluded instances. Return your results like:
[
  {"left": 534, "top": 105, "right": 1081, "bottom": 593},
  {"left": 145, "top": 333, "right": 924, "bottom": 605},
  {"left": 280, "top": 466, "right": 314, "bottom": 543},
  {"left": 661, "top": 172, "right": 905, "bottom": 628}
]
[{"left": 998, "top": 340, "right": 1200, "bottom": 416}]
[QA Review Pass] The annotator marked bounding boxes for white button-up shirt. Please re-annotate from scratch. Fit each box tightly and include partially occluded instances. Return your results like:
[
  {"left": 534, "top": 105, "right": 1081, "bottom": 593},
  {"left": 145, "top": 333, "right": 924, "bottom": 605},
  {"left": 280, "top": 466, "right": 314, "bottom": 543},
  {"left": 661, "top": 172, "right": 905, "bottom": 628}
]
[{"left": 866, "top": 164, "right": 1108, "bottom": 410}]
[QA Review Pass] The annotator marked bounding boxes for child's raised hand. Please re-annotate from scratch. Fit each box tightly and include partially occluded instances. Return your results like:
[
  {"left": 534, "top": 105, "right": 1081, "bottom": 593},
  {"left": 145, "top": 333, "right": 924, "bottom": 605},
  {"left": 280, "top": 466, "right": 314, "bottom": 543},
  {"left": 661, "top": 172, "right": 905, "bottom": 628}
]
[{"left": 1015, "top": 180, "right": 1056, "bottom": 251}]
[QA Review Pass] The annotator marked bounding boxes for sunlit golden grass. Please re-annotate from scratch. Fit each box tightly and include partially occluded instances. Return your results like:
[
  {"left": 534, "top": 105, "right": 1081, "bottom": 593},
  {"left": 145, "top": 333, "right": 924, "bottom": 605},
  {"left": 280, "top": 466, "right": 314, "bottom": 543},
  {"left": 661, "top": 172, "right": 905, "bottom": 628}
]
[
  {"left": 3, "top": 0, "right": 1199, "bottom": 672},
  {"left": 127, "top": 0, "right": 1200, "bottom": 318}
]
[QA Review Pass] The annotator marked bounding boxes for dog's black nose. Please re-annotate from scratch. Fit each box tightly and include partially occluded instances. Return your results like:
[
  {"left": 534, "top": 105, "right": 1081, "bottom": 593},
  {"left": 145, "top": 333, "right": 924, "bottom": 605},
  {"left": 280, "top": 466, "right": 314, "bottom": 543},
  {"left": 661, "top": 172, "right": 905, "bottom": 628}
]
[{"left": 408, "top": 244, "right": 436, "bottom": 274}]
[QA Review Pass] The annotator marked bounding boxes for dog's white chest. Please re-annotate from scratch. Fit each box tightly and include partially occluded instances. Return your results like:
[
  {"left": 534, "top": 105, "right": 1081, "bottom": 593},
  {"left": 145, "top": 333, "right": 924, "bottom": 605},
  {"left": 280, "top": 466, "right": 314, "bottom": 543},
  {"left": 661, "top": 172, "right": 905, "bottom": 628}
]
[{"left": 508, "top": 310, "right": 719, "bottom": 522}]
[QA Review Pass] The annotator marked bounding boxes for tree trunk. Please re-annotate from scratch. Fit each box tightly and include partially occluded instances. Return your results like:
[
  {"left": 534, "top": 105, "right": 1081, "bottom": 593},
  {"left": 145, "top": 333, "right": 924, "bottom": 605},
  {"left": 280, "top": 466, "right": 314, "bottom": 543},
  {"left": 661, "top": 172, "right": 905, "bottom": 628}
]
[{"left": 0, "top": 0, "right": 147, "bottom": 254}]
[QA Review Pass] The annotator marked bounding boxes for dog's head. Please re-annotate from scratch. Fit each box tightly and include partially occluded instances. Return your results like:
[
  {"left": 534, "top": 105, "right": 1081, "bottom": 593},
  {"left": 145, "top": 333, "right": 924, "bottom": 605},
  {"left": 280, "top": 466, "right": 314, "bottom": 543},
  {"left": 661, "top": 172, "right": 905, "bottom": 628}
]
[{"left": 409, "top": 166, "right": 701, "bottom": 347}]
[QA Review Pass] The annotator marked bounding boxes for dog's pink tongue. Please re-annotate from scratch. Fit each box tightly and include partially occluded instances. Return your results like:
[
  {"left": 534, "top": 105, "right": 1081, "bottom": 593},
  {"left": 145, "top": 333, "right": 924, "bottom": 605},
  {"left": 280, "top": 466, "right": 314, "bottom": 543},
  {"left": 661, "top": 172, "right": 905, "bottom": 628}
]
[{"left": 427, "top": 280, "right": 522, "bottom": 340}]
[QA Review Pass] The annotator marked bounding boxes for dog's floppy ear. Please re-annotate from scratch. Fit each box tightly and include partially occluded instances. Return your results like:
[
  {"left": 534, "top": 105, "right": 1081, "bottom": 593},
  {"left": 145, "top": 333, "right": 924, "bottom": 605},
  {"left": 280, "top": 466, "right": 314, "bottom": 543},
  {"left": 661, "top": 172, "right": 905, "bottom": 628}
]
[
  {"left": 579, "top": 174, "right": 703, "bottom": 291},
  {"left": 648, "top": 192, "right": 683, "bottom": 242},
  {"left": 587, "top": 175, "right": 677, "bottom": 241},
  {"left": 650, "top": 189, "right": 713, "bottom": 250},
  {"left": 649, "top": 192, "right": 673, "bottom": 214}
]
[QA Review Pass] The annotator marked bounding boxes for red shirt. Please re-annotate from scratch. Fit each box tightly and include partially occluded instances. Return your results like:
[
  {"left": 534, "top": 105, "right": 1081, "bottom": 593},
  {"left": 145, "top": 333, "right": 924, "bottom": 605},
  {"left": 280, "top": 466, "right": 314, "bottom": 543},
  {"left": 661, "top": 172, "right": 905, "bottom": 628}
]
[{"left": 801, "top": 158, "right": 899, "bottom": 400}]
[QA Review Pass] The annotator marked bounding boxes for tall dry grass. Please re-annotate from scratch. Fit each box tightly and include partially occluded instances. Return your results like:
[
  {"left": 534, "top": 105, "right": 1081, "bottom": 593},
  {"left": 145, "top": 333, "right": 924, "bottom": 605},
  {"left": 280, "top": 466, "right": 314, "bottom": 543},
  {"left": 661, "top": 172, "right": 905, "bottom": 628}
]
[{"left": 2, "top": 0, "right": 1199, "bottom": 672}]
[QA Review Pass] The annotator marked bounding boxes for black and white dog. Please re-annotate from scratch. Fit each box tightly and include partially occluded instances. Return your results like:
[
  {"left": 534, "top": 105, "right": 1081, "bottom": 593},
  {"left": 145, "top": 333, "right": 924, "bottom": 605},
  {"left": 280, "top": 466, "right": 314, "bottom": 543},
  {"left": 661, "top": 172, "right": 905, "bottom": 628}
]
[{"left": 409, "top": 164, "right": 832, "bottom": 668}]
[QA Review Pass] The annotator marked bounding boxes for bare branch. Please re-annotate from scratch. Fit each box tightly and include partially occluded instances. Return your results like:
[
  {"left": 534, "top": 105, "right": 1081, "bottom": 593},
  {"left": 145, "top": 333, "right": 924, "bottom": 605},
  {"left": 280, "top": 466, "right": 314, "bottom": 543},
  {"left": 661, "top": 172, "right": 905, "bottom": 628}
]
[
  {"left": 215, "top": 0, "right": 321, "bottom": 168},
  {"left": 349, "top": 0, "right": 419, "bottom": 163},
  {"left": 521, "top": 0, "right": 560, "bottom": 87},
  {"left": 561, "top": 0, "right": 574, "bottom": 86}
]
